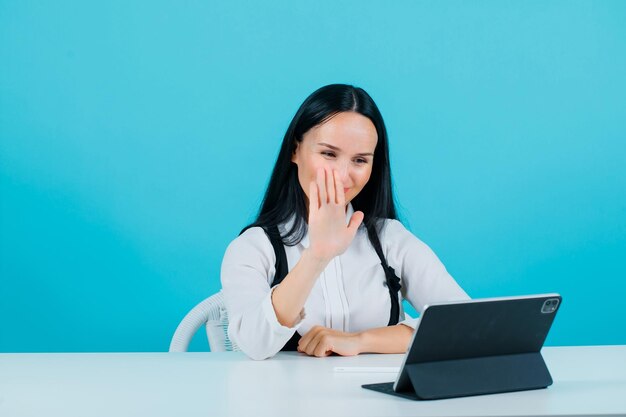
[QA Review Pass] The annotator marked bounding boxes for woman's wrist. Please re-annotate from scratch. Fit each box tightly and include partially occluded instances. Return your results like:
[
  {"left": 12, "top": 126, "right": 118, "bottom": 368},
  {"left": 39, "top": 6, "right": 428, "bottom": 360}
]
[
  {"left": 354, "top": 330, "right": 369, "bottom": 354},
  {"left": 352, "top": 325, "right": 414, "bottom": 354},
  {"left": 300, "top": 248, "right": 331, "bottom": 273}
]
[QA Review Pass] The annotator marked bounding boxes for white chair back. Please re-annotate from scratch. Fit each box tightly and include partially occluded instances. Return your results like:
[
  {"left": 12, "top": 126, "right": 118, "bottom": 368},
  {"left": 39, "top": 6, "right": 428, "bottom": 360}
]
[{"left": 169, "top": 291, "right": 240, "bottom": 352}]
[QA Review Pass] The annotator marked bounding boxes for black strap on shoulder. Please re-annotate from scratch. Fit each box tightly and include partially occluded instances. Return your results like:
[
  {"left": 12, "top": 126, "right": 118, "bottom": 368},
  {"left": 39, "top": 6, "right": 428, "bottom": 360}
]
[
  {"left": 263, "top": 226, "right": 301, "bottom": 351},
  {"left": 266, "top": 226, "right": 288, "bottom": 287},
  {"left": 365, "top": 222, "right": 402, "bottom": 326}
]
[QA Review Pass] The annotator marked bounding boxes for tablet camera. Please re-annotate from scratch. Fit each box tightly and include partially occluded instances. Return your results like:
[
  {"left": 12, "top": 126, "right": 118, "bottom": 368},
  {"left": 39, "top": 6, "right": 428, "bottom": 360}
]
[{"left": 541, "top": 298, "right": 560, "bottom": 314}]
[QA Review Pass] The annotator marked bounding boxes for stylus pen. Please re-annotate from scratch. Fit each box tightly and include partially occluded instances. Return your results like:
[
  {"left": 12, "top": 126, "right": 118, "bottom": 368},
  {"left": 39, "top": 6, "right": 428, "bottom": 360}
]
[{"left": 333, "top": 366, "right": 400, "bottom": 373}]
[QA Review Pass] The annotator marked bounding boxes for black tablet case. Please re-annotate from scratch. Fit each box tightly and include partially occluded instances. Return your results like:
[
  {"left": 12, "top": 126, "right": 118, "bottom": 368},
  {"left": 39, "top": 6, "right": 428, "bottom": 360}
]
[{"left": 362, "top": 295, "right": 561, "bottom": 400}]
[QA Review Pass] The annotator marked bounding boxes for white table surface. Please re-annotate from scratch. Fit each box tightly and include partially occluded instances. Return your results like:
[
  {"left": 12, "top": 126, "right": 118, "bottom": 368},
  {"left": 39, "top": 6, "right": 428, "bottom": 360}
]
[{"left": 1, "top": 345, "right": 625, "bottom": 417}]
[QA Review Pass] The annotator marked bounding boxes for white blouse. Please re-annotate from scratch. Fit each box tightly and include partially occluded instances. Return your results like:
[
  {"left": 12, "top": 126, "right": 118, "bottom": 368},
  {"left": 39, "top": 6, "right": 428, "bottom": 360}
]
[{"left": 220, "top": 204, "right": 469, "bottom": 360}]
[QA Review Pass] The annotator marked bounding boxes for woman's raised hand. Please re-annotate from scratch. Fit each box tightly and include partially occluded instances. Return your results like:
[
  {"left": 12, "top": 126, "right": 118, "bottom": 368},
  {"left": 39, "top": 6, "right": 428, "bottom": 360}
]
[{"left": 307, "top": 167, "right": 364, "bottom": 263}]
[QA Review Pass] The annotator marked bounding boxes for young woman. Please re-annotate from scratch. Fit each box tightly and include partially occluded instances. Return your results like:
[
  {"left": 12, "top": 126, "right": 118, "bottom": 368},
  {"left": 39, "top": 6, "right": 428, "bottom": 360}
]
[{"left": 221, "top": 84, "right": 469, "bottom": 360}]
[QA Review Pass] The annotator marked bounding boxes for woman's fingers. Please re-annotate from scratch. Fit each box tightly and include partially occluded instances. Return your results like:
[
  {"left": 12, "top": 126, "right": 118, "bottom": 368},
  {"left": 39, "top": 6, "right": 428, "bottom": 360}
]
[
  {"left": 305, "top": 335, "right": 321, "bottom": 356},
  {"left": 308, "top": 168, "right": 359, "bottom": 261},
  {"left": 297, "top": 325, "right": 321, "bottom": 353},
  {"left": 317, "top": 167, "right": 344, "bottom": 206},
  {"left": 308, "top": 180, "right": 319, "bottom": 212},
  {"left": 298, "top": 326, "right": 321, "bottom": 352},
  {"left": 306, "top": 331, "right": 331, "bottom": 357},
  {"left": 316, "top": 167, "right": 345, "bottom": 206},
  {"left": 334, "top": 170, "right": 345, "bottom": 206},
  {"left": 347, "top": 211, "right": 364, "bottom": 237},
  {"left": 313, "top": 335, "right": 333, "bottom": 357},
  {"left": 316, "top": 168, "right": 328, "bottom": 205},
  {"left": 299, "top": 326, "right": 361, "bottom": 357},
  {"left": 325, "top": 167, "right": 335, "bottom": 205}
]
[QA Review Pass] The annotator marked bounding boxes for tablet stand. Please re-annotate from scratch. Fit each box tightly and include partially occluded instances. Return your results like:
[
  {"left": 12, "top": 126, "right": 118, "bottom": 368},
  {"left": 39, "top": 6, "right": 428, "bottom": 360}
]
[{"left": 403, "top": 351, "right": 552, "bottom": 400}]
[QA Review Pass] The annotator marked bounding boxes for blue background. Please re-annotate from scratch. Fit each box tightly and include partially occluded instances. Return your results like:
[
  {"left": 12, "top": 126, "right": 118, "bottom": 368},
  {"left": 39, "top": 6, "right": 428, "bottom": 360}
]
[{"left": 1, "top": 1, "right": 625, "bottom": 352}]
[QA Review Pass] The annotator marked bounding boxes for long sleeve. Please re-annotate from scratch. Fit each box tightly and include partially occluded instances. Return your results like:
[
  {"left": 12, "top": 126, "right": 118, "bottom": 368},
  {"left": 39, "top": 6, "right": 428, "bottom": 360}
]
[
  {"left": 220, "top": 227, "right": 304, "bottom": 360},
  {"left": 380, "top": 219, "right": 470, "bottom": 329}
]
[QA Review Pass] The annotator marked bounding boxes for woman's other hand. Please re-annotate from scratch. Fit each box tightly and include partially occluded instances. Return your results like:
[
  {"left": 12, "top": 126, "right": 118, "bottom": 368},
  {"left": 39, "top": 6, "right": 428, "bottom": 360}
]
[
  {"left": 297, "top": 325, "right": 362, "bottom": 357},
  {"left": 297, "top": 324, "right": 414, "bottom": 357},
  {"left": 307, "top": 167, "right": 364, "bottom": 262}
]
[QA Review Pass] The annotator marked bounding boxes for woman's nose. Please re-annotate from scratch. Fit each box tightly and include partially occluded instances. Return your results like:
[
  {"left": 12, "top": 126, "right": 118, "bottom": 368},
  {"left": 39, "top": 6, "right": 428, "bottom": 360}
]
[{"left": 336, "top": 161, "right": 350, "bottom": 183}]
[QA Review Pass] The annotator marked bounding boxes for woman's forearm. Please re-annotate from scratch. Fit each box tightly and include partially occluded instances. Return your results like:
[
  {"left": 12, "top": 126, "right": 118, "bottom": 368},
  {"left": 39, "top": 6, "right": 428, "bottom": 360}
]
[
  {"left": 357, "top": 324, "right": 414, "bottom": 354},
  {"left": 271, "top": 249, "right": 329, "bottom": 327}
]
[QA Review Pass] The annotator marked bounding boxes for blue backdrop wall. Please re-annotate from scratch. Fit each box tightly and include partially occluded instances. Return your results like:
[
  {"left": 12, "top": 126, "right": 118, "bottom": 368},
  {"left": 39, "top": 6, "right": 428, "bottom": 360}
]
[{"left": 1, "top": 1, "right": 625, "bottom": 352}]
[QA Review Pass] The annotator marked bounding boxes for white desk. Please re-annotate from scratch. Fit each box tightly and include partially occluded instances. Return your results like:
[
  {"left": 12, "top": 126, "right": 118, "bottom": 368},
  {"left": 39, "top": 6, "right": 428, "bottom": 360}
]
[{"left": 1, "top": 346, "right": 625, "bottom": 417}]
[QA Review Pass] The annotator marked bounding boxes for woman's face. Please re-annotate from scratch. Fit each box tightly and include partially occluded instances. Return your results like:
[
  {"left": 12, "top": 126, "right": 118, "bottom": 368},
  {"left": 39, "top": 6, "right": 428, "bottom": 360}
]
[{"left": 291, "top": 111, "right": 378, "bottom": 207}]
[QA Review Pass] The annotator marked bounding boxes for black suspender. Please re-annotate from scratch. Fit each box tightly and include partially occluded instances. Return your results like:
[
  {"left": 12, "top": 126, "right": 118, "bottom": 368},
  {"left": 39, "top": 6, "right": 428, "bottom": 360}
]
[
  {"left": 264, "top": 226, "right": 300, "bottom": 351},
  {"left": 266, "top": 226, "right": 288, "bottom": 285},
  {"left": 263, "top": 222, "right": 402, "bottom": 352},
  {"left": 365, "top": 222, "right": 402, "bottom": 326}
]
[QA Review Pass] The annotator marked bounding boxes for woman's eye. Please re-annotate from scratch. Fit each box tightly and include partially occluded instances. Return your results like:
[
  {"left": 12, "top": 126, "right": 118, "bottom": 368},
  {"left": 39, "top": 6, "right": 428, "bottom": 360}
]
[
  {"left": 355, "top": 158, "right": 368, "bottom": 165},
  {"left": 321, "top": 152, "right": 336, "bottom": 158}
]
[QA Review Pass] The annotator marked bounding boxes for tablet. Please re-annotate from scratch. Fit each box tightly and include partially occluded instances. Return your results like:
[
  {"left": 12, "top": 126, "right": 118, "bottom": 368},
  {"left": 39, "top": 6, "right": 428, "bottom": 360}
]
[{"left": 362, "top": 293, "right": 562, "bottom": 400}]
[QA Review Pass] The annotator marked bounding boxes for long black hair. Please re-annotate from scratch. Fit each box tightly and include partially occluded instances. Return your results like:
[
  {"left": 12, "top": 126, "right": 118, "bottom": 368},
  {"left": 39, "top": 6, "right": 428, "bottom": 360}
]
[{"left": 241, "top": 84, "right": 398, "bottom": 246}]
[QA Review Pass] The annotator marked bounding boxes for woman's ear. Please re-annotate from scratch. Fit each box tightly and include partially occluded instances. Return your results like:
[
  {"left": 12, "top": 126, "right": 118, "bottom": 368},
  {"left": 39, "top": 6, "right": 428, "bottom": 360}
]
[{"left": 291, "top": 142, "right": 299, "bottom": 164}]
